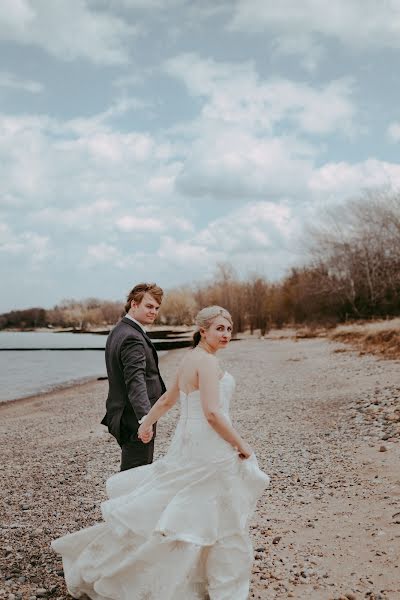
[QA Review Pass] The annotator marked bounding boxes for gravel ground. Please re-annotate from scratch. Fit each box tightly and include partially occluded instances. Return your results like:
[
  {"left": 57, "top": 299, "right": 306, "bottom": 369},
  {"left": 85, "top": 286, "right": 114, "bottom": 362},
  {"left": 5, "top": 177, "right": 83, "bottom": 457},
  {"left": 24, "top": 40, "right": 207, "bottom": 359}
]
[{"left": 0, "top": 337, "right": 399, "bottom": 600}]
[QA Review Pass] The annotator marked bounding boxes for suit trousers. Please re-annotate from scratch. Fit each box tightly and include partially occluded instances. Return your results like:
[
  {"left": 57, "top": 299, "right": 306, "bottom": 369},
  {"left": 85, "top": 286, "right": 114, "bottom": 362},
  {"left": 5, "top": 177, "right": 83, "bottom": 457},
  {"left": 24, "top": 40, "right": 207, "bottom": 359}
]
[{"left": 120, "top": 437, "right": 154, "bottom": 471}]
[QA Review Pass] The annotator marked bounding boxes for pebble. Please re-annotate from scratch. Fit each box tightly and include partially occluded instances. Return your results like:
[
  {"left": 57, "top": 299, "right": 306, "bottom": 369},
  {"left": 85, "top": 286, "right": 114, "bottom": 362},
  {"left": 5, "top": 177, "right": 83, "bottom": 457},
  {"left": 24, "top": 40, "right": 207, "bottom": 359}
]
[
  {"left": 392, "top": 511, "right": 400, "bottom": 524},
  {"left": 272, "top": 536, "right": 281, "bottom": 544}
]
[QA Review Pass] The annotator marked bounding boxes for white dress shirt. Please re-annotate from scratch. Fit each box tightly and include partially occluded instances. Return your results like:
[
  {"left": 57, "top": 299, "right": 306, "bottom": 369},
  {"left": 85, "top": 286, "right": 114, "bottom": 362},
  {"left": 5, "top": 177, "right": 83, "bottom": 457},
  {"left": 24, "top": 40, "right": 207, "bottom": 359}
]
[{"left": 125, "top": 313, "right": 147, "bottom": 333}]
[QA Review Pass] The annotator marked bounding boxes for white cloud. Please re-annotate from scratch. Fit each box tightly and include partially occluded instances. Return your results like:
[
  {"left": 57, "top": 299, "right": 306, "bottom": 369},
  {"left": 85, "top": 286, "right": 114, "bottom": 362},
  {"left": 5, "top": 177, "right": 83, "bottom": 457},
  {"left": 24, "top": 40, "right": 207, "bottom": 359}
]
[
  {"left": 0, "top": 0, "right": 34, "bottom": 30},
  {"left": 0, "top": 0, "right": 137, "bottom": 64},
  {"left": 270, "top": 33, "right": 325, "bottom": 73},
  {"left": 83, "top": 243, "right": 154, "bottom": 272},
  {"left": 309, "top": 159, "right": 400, "bottom": 200},
  {"left": 0, "top": 111, "right": 176, "bottom": 213},
  {"left": 112, "top": 73, "right": 148, "bottom": 89},
  {"left": 0, "top": 222, "right": 20, "bottom": 254},
  {"left": 176, "top": 130, "right": 314, "bottom": 199},
  {"left": 116, "top": 216, "right": 164, "bottom": 233},
  {"left": 85, "top": 242, "right": 121, "bottom": 265},
  {"left": 387, "top": 122, "right": 400, "bottom": 142},
  {"left": 164, "top": 53, "right": 357, "bottom": 200},
  {"left": 196, "top": 201, "right": 296, "bottom": 253},
  {"left": 165, "top": 53, "right": 356, "bottom": 136},
  {"left": 229, "top": 0, "right": 400, "bottom": 50},
  {"left": 0, "top": 71, "right": 43, "bottom": 93},
  {"left": 33, "top": 200, "right": 117, "bottom": 231},
  {"left": 113, "top": 0, "right": 230, "bottom": 24},
  {"left": 157, "top": 236, "right": 218, "bottom": 270},
  {"left": 0, "top": 107, "right": 194, "bottom": 283},
  {"left": 72, "top": 131, "right": 153, "bottom": 163},
  {"left": 116, "top": 214, "right": 192, "bottom": 233},
  {"left": 0, "top": 222, "right": 51, "bottom": 263},
  {"left": 0, "top": 114, "right": 54, "bottom": 204},
  {"left": 146, "top": 173, "right": 176, "bottom": 195},
  {"left": 113, "top": 0, "right": 169, "bottom": 8},
  {"left": 24, "top": 232, "right": 52, "bottom": 263},
  {"left": 155, "top": 200, "right": 300, "bottom": 280}
]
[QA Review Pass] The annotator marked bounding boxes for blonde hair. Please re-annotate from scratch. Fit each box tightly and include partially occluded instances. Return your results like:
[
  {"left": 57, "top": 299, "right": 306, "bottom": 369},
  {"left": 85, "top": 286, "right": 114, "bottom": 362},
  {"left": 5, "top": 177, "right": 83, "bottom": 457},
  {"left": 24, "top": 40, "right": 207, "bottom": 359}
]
[{"left": 192, "top": 305, "right": 233, "bottom": 347}]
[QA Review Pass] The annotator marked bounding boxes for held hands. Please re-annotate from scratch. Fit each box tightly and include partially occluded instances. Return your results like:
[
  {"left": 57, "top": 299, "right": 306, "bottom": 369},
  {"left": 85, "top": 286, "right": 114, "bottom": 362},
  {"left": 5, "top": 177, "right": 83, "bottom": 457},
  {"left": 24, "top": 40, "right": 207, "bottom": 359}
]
[
  {"left": 138, "top": 422, "right": 153, "bottom": 444},
  {"left": 237, "top": 441, "right": 253, "bottom": 460}
]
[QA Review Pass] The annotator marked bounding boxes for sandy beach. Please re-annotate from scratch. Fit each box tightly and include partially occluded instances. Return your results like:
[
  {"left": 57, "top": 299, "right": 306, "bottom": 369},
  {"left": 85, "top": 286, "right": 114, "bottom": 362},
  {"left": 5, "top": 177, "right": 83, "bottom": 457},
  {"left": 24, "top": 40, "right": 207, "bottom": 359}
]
[{"left": 1, "top": 337, "right": 399, "bottom": 600}]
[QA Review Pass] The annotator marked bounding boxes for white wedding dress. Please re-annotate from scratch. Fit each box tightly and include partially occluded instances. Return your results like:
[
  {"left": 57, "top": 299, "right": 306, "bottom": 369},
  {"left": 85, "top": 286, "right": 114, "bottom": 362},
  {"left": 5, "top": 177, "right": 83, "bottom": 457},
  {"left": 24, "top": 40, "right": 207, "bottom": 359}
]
[{"left": 51, "top": 372, "right": 270, "bottom": 600}]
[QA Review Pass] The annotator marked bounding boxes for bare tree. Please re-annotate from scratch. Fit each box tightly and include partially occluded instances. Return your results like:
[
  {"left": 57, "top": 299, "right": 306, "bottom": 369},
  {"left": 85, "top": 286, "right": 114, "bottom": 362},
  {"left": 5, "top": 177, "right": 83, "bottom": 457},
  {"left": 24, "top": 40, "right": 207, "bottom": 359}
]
[{"left": 158, "top": 288, "right": 198, "bottom": 326}]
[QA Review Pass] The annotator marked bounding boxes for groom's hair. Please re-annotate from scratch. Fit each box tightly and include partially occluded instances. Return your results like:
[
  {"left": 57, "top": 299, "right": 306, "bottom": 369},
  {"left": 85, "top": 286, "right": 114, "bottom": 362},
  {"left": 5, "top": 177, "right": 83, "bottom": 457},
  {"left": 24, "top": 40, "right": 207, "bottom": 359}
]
[{"left": 124, "top": 282, "right": 164, "bottom": 313}]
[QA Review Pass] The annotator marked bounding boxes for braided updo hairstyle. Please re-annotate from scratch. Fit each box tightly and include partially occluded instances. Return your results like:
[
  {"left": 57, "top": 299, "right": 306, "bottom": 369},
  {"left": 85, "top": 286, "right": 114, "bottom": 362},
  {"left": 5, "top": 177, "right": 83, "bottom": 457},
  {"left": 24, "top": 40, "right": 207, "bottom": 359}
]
[{"left": 192, "top": 305, "right": 233, "bottom": 347}]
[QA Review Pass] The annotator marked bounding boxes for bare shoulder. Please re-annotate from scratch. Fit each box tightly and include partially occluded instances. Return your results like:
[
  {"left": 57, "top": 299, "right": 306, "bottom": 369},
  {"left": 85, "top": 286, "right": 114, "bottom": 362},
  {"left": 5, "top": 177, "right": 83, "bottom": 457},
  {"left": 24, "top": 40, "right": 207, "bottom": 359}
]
[
  {"left": 194, "top": 350, "right": 219, "bottom": 373},
  {"left": 175, "top": 348, "right": 196, "bottom": 378},
  {"left": 176, "top": 348, "right": 196, "bottom": 372}
]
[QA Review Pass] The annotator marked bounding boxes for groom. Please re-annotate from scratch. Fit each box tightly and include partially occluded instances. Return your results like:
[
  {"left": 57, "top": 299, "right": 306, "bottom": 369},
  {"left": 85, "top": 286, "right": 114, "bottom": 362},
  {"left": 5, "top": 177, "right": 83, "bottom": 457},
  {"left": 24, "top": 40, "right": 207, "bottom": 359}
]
[{"left": 101, "top": 282, "right": 166, "bottom": 471}]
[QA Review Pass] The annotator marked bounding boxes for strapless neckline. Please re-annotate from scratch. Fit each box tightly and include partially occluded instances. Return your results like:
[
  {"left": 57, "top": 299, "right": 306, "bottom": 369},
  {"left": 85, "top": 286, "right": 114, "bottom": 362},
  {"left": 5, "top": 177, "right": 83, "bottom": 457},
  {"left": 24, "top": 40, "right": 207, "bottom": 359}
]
[{"left": 179, "top": 371, "right": 229, "bottom": 397}]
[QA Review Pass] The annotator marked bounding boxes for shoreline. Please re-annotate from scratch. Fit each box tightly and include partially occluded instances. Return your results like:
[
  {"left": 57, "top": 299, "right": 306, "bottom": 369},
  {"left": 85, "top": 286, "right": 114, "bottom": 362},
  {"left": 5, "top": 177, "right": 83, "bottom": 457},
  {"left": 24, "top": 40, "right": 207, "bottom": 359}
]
[
  {"left": 0, "top": 351, "right": 170, "bottom": 409},
  {"left": 0, "top": 375, "right": 103, "bottom": 409}
]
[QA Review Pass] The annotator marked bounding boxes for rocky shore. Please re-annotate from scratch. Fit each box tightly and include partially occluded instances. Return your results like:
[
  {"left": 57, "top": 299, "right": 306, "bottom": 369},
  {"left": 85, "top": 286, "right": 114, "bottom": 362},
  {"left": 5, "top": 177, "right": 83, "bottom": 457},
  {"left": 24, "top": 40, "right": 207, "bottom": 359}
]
[{"left": 0, "top": 337, "right": 399, "bottom": 600}]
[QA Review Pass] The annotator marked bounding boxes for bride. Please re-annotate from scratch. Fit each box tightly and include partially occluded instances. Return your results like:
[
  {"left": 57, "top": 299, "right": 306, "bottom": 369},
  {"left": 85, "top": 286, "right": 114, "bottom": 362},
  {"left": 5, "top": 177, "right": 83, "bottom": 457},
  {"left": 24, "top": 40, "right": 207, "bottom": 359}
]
[{"left": 52, "top": 306, "right": 270, "bottom": 600}]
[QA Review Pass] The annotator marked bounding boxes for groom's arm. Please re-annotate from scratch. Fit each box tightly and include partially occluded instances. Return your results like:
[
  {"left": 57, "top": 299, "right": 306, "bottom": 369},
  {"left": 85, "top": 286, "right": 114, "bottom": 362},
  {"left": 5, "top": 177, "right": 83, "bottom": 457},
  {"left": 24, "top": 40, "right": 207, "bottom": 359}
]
[{"left": 120, "top": 337, "right": 152, "bottom": 422}]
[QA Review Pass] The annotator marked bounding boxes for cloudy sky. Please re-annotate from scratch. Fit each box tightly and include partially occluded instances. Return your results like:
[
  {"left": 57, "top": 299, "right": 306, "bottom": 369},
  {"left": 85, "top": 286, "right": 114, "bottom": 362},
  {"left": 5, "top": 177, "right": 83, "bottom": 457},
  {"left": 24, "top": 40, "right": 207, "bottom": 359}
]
[{"left": 1, "top": 0, "right": 400, "bottom": 311}]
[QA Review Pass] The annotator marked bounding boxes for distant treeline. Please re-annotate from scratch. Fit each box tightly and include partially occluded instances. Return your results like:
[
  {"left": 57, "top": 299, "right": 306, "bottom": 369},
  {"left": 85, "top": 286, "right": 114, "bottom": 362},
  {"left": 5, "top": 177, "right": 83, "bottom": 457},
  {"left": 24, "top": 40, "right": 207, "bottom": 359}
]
[
  {"left": 1, "top": 191, "right": 399, "bottom": 332},
  {"left": 0, "top": 300, "right": 122, "bottom": 331}
]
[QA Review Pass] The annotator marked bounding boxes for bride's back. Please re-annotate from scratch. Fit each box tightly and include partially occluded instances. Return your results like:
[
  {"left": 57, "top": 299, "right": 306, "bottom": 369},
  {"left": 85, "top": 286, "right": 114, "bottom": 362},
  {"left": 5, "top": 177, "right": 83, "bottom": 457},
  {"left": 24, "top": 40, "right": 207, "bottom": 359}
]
[
  {"left": 177, "top": 349, "right": 202, "bottom": 395},
  {"left": 177, "top": 348, "right": 222, "bottom": 396}
]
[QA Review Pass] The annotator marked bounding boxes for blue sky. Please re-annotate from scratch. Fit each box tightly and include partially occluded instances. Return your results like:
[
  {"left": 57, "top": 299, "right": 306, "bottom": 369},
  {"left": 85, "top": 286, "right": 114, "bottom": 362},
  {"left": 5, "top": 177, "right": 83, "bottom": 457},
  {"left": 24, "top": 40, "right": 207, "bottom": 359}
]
[{"left": 1, "top": 0, "right": 400, "bottom": 311}]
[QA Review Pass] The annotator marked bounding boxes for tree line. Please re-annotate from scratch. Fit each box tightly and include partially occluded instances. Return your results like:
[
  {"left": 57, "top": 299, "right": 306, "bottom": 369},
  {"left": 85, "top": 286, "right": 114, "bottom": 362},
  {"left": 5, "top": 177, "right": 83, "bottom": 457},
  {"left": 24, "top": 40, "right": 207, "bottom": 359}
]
[
  {"left": 0, "top": 299, "right": 122, "bottom": 331},
  {"left": 1, "top": 191, "right": 399, "bottom": 332}
]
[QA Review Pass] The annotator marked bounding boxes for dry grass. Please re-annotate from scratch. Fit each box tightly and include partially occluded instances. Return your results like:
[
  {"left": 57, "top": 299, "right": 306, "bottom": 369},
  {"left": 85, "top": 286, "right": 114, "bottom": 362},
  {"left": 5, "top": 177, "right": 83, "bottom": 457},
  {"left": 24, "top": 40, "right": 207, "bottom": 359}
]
[
  {"left": 293, "top": 326, "right": 328, "bottom": 339},
  {"left": 329, "top": 318, "right": 400, "bottom": 359},
  {"left": 246, "top": 319, "right": 400, "bottom": 359}
]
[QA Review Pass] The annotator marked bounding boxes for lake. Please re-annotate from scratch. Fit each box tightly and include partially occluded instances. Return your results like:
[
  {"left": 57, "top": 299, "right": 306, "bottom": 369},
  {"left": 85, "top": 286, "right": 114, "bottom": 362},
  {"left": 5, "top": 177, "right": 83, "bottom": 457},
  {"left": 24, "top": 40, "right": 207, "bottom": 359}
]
[{"left": 0, "top": 331, "right": 166, "bottom": 402}]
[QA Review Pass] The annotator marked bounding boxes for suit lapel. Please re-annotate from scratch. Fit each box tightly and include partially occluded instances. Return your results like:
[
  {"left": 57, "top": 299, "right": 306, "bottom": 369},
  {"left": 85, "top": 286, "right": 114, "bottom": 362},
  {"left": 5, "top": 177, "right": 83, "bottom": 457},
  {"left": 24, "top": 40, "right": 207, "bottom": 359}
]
[{"left": 121, "top": 317, "right": 159, "bottom": 366}]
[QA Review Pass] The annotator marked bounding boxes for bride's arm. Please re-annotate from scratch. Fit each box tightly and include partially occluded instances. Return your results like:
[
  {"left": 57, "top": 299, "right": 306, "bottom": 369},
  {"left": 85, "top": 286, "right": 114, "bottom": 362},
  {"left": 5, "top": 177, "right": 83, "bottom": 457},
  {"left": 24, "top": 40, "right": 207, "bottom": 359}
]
[
  {"left": 198, "top": 356, "right": 252, "bottom": 459},
  {"left": 137, "top": 374, "right": 180, "bottom": 438}
]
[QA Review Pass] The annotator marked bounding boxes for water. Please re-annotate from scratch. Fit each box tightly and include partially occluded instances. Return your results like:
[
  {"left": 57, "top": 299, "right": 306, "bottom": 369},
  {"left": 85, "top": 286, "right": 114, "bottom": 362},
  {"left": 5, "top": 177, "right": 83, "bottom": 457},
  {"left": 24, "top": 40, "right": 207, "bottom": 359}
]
[
  {"left": 0, "top": 332, "right": 165, "bottom": 403},
  {"left": 0, "top": 331, "right": 107, "bottom": 350}
]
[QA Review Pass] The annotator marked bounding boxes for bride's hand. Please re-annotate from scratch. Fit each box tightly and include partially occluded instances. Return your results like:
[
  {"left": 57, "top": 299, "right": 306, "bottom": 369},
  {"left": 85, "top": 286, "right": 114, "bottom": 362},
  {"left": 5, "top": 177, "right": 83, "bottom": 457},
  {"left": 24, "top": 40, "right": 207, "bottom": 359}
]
[
  {"left": 138, "top": 423, "right": 153, "bottom": 444},
  {"left": 237, "top": 441, "right": 253, "bottom": 460}
]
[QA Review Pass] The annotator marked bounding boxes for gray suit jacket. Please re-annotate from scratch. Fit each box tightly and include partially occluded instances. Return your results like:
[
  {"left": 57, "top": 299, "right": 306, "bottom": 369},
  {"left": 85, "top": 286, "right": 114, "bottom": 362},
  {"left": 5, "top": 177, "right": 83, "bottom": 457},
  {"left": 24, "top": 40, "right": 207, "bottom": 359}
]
[{"left": 101, "top": 317, "right": 166, "bottom": 445}]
